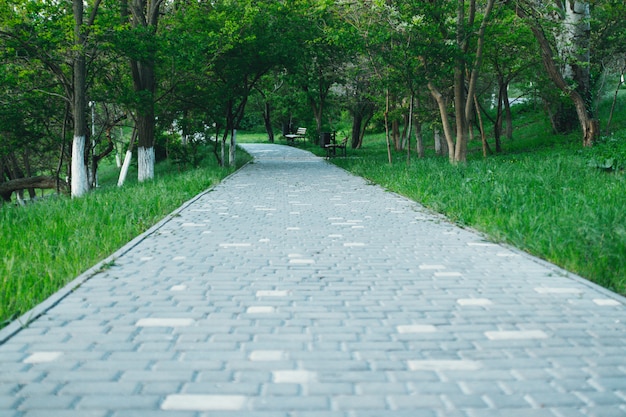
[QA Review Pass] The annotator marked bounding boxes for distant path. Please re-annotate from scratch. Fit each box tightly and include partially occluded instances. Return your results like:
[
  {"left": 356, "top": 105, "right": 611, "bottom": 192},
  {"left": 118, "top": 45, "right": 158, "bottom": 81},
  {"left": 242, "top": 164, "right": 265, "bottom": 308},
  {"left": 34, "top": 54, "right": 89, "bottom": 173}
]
[{"left": 1, "top": 143, "right": 624, "bottom": 416}]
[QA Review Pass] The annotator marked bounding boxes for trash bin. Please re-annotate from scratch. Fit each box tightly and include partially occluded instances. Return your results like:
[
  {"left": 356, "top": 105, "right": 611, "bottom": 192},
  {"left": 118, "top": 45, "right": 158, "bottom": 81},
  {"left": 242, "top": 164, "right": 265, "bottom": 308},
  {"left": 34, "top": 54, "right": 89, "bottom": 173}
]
[{"left": 320, "top": 132, "right": 332, "bottom": 148}]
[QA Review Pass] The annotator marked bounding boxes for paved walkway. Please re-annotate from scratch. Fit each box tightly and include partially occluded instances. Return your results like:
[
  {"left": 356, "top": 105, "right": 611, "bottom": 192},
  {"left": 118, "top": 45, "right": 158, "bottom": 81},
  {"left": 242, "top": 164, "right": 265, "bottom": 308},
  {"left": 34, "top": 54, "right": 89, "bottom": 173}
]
[{"left": 1, "top": 143, "right": 625, "bottom": 417}]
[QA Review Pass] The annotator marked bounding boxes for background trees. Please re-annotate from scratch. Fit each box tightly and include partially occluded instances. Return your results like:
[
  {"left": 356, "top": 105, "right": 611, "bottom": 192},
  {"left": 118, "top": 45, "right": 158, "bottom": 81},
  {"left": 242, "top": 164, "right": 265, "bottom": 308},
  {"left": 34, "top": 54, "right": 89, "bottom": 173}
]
[{"left": 1, "top": 0, "right": 625, "bottom": 203}]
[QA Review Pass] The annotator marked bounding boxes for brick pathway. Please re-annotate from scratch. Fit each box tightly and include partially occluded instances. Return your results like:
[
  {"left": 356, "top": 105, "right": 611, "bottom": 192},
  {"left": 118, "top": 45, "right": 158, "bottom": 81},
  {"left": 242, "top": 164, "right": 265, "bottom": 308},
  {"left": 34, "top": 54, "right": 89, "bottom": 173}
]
[{"left": 1, "top": 143, "right": 625, "bottom": 417}]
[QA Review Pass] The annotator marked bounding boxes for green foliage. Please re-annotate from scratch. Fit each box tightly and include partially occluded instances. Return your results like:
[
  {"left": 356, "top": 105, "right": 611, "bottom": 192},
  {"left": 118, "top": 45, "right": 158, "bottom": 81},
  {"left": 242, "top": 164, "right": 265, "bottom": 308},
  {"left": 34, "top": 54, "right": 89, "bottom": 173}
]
[
  {"left": 0, "top": 149, "right": 251, "bottom": 328},
  {"left": 586, "top": 132, "right": 626, "bottom": 172}
]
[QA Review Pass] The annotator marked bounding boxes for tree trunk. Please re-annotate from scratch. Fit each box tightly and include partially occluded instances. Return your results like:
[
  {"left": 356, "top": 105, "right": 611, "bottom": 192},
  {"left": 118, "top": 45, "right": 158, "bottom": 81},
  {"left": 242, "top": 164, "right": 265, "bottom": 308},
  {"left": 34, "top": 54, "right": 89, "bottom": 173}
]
[
  {"left": 392, "top": 119, "right": 400, "bottom": 151},
  {"left": 71, "top": 0, "right": 89, "bottom": 197},
  {"left": 0, "top": 176, "right": 68, "bottom": 200},
  {"left": 137, "top": 146, "right": 155, "bottom": 182},
  {"left": 263, "top": 102, "right": 274, "bottom": 143},
  {"left": 473, "top": 94, "right": 489, "bottom": 158},
  {"left": 229, "top": 129, "right": 237, "bottom": 167},
  {"left": 351, "top": 112, "right": 363, "bottom": 149},
  {"left": 453, "top": 65, "right": 468, "bottom": 163},
  {"left": 415, "top": 125, "right": 425, "bottom": 159},
  {"left": 428, "top": 82, "right": 455, "bottom": 162},
  {"left": 118, "top": 128, "right": 137, "bottom": 187},
  {"left": 503, "top": 85, "right": 513, "bottom": 140},
  {"left": 135, "top": 107, "right": 155, "bottom": 182},
  {"left": 128, "top": 0, "right": 163, "bottom": 180},
  {"left": 405, "top": 95, "right": 414, "bottom": 163},
  {"left": 384, "top": 88, "right": 392, "bottom": 164},
  {"left": 22, "top": 150, "right": 36, "bottom": 199}
]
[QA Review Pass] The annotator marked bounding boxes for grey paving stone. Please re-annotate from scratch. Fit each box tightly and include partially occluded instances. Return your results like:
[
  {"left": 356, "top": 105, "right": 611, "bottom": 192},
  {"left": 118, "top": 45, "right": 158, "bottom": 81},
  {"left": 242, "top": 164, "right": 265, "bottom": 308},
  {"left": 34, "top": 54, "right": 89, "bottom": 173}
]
[
  {"left": 76, "top": 395, "right": 160, "bottom": 409},
  {"left": 0, "top": 144, "right": 624, "bottom": 416}
]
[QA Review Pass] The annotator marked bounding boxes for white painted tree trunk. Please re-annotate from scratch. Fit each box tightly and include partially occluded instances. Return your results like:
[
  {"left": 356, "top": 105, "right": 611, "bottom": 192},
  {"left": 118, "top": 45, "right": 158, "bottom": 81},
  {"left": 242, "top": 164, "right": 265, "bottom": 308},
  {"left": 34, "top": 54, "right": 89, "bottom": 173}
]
[
  {"left": 138, "top": 146, "right": 155, "bottom": 182},
  {"left": 229, "top": 129, "right": 237, "bottom": 167},
  {"left": 221, "top": 139, "right": 225, "bottom": 167},
  {"left": 71, "top": 135, "right": 89, "bottom": 197},
  {"left": 117, "top": 150, "right": 133, "bottom": 187},
  {"left": 557, "top": 1, "right": 590, "bottom": 82},
  {"left": 434, "top": 127, "right": 442, "bottom": 155}
]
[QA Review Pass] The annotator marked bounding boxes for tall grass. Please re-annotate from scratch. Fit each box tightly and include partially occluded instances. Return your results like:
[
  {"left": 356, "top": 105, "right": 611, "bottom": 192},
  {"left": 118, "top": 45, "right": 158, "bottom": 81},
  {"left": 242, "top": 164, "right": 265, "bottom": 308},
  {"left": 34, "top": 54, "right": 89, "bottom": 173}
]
[{"left": 0, "top": 149, "right": 251, "bottom": 327}]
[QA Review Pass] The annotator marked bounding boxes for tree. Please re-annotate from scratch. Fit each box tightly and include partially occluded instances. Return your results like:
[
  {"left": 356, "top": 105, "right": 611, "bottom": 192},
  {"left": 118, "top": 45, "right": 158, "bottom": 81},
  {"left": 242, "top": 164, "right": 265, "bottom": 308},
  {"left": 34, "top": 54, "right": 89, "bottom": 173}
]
[
  {"left": 344, "top": 60, "right": 377, "bottom": 149},
  {"left": 361, "top": 0, "right": 496, "bottom": 163},
  {"left": 510, "top": 0, "right": 599, "bottom": 146},
  {"left": 287, "top": 1, "right": 357, "bottom": 139},
  {"left": 484, "top": 7, "right": 540, "bottom": 150},
  {"left": 120, "top": 0, "right": 164, "bottom": 182},
  {"left": 589, "top": 0, "right": 626, "bottom": 134},
  {"left": 0, "top": 0, "right": 102, "bottom": 199}
]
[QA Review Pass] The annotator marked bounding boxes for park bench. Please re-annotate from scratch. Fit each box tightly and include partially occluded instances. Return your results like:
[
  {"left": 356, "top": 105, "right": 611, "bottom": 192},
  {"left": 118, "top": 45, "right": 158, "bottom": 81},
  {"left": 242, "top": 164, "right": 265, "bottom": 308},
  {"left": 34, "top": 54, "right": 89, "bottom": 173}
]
[
  {"left": 325, "top": 135, "right": 348, "bottom": 158},
  {"left": 285, "top": 127, "right": 307, "bottom": 145}
]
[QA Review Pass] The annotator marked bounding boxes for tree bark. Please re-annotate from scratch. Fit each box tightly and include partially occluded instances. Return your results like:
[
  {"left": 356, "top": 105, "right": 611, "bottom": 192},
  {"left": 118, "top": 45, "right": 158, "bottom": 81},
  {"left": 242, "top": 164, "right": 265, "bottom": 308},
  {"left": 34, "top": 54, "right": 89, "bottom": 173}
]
[
  {"left": 384, "top": 88, "right": 392, "bottom": 164},
  {"left": 351, "top": 112, "right": 364, "bottom": 149},
  {"left": 263, "top": 102, "right": 274, "bottom": 143},
  {"left": 427, "top": 82, "right": 455, "bottom": 162},
  {"left": 0, "top": 176, "right": 68, "bottom": 201},
  {"left": 229, "top": 129, "right": 237, "bottom": 167},
  {"left": 128, "top": 0, "right": 163, "bottom": 181},
  {"left": 71, "top": 0, "right": 89, "bottom": 198}
]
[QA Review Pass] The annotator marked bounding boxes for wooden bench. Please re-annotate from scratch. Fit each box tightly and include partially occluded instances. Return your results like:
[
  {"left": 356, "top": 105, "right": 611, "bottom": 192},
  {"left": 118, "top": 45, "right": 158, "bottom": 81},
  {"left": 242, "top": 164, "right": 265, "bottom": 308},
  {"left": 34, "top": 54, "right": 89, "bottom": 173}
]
[
  {"left": 284, "top": 127, "right": 307, "bottom": 145},
  {"left": 325, "top": 136, "right": 348, "bottom": 158}
]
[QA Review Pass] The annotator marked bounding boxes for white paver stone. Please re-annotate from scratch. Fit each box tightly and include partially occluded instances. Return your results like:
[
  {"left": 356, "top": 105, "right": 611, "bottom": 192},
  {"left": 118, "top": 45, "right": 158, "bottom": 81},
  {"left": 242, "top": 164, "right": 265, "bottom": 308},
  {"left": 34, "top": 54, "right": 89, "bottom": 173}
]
[
  {"left": 23, "top": 352, "right": 63, "bottom": 364},
  {"left": 397, "top": 324, "right": 437, "bottom": 333},
  {"left": 457, "top": 298, "right": 493, "bottom": 306},
  {"left": 135, "top": 318, "right": 195, "bottom": 327},
  {"left": 273, "top": 370, "right": 317, "bottom": 384},
  {"left": 484, "top": 330, "right": 548, "bottom": 340},
  {"left": 246, "top": 306, "right": 276, "bottom": 314},
  {"left": 161, "top": 394, "right": 247, "bottom": 411},
  {"left": 219, "top": 243, "right": 252, "bottom": 248},
  {"left": 593, "top": 299, "right": 621, "bottom": 306},
  {"left": 419, "top": 264, "right": 446, "bottom": 270},
  {"left": 434, "top": 272, "right": 463, "bottom": 277},
  {"left": 256, "top": 290, "right": 289, "bottom": 297},
  {"left": 408, "top": 360, "right": 482, "bottom": 371},
  {"left": 534, "top": 287, "right": 584, "bottom": 294},
  {"left": 289, "top": 259, "right": 315, "bottom": 265},
  {"left": 249, "top": 350, "right": 287, "bottom": 361}
]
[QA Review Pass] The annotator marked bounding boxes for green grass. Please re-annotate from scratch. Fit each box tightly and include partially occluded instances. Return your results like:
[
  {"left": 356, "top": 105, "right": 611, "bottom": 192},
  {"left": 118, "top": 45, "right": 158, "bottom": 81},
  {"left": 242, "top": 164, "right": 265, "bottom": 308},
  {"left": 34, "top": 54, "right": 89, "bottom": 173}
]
[{"left": 0, "top": 147, "right": 251, "bottom": 327}]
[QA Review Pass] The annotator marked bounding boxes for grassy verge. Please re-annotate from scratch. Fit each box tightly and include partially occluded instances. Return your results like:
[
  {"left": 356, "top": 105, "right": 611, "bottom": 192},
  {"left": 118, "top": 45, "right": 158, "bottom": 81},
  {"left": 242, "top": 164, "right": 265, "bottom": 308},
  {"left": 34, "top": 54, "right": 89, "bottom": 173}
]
[{"left": 0, "top": 148, "right": 251, "bottom": 327}]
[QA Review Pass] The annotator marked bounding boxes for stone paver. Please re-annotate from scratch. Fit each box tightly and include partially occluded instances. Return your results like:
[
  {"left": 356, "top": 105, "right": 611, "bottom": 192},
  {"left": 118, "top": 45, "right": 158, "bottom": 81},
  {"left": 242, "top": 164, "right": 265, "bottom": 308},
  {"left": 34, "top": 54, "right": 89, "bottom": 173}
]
[{"left": 1, "top": 143, "right": 625, "bottom": 416}]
